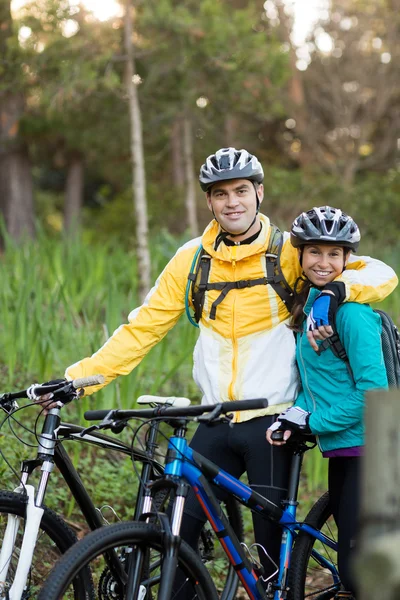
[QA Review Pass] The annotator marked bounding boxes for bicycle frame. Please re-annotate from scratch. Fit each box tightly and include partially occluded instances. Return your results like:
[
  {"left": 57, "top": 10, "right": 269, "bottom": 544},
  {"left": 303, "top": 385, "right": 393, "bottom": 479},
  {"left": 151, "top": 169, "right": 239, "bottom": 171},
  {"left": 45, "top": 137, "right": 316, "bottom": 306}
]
[{"left": 156, "top": 433, "right": 340, "bottom": 600}]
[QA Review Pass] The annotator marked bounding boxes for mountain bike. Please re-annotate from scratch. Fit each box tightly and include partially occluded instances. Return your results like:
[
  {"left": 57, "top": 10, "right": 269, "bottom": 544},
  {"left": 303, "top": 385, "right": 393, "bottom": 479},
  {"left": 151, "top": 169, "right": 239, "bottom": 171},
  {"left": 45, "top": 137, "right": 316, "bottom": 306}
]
[
  {"left": 0, "top": 380, "right": 242, "bottom": 600},
  {"left": 39, "top": 398, "right": 340, "bottom": 600}
]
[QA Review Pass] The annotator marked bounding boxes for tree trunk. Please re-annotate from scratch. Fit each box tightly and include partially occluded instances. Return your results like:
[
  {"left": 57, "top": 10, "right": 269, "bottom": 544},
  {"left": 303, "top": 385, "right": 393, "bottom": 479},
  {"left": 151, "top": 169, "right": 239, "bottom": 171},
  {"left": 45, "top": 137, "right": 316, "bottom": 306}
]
[
  {"left": 0, "top": 147, "right": 35, "bottom": 241},
  {"left": 0, "top": 2, "right": 35, "bottom": 243},
  {"left": 276, "top": 1, "right": 313, "bottom": 168},
  {"left": 342, "top": 158, "right": 358, "bottom": 188},
  {"left": 124, "top": 0, "right": 151, "bottom": 302},
  {"left": 182, "top": 116, "right": 198, "bottom": 237},
  {"left": 64, "top": 154, "right": 84, "bottom": 233},
  {"left": 171, "top": 116, "right": 184, "bottom": 188},
  {"left": 224, "top": 115, "right": 239, "bottom": 148}
]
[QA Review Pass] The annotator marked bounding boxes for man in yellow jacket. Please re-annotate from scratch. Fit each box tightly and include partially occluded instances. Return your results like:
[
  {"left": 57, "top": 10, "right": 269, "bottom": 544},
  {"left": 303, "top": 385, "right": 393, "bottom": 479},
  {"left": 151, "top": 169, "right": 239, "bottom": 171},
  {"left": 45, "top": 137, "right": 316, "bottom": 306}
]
[{"left": 66, "top": 147, "right": 398, "bottom": 580}]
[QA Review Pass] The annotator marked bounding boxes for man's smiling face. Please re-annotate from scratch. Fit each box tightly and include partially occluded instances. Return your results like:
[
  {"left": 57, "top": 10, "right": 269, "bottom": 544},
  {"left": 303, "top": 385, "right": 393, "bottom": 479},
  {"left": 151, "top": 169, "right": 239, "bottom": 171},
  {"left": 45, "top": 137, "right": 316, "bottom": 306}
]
[{"left": 206, "top": 179, "right": 263, "bottom": 241}]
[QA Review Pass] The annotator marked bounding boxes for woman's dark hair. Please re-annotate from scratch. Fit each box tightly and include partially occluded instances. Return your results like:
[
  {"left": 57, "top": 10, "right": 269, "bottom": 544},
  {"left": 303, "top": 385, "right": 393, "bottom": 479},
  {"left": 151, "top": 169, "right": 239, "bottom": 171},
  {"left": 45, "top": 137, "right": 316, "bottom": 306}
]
[{"left": 288, "top": 277, "right": 312, "bottom": 332}]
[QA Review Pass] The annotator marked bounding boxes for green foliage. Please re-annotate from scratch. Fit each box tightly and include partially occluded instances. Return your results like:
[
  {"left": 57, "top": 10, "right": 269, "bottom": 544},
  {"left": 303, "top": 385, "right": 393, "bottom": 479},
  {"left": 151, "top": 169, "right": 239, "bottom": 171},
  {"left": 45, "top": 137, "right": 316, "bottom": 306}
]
[
  {"left": 0, "top": 226, "right": 198, "bottom": 408},
  {"left": 138, "top": 0, "right": 288, "bottom": 127},
  {"left": 261, "top": 166, "right": 400, "bottom": 250}
]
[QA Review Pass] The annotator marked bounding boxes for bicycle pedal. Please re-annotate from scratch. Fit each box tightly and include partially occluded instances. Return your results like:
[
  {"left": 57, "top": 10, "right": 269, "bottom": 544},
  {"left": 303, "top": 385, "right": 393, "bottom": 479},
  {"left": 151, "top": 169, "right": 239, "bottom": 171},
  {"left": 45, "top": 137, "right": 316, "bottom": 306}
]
[{"left": 334, "top": 592, "right": 355, "bottom": 599}]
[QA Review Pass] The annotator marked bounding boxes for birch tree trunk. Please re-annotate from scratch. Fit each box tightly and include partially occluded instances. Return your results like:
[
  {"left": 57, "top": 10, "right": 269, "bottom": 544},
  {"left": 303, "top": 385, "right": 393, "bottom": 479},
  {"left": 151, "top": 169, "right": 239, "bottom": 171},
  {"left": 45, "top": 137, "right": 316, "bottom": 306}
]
[
  {"left": 124, "top": 0, "right": 151, "bottom": 301},
  {"left": 182, "top": 116, "right": 198, "bottom": 237},
  {"left": 64, "top": 153, "right": 84, "bottom": 233},
  {"left": 171, "top": 116, "right": 184, "bottom": 189}
]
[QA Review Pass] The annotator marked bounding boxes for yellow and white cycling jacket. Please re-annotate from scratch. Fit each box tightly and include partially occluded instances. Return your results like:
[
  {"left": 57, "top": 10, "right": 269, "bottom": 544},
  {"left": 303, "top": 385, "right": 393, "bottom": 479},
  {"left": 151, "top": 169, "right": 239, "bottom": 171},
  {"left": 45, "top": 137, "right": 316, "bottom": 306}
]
[{"left": 66, "top": 215, "right": 398, "bottom": 422}]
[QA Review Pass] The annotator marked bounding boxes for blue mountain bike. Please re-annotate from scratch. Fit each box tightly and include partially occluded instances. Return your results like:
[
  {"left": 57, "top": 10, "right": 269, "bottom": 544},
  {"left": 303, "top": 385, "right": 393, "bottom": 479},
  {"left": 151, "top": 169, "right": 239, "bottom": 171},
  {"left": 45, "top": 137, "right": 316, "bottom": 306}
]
[{"left": 39, "top": 398, "right": 341, "bottom": 600}]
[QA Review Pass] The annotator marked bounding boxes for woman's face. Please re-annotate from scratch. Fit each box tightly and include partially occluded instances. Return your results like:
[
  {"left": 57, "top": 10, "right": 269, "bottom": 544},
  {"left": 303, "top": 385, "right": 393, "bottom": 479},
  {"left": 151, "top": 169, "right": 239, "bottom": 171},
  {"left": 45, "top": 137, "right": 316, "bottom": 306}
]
[{"left": 301, "top": 244, "right": 349, "bottom": 286}]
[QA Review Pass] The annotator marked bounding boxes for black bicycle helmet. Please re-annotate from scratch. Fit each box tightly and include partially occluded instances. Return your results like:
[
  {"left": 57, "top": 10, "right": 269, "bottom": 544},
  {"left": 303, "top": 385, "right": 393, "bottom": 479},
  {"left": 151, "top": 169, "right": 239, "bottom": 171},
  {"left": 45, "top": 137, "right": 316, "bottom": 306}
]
[
  {"left": 199, "top": 147, "right": 264, "bottom": 192},
  {"left": 291, "top": 206, "right": 360, "bottom": 252}
]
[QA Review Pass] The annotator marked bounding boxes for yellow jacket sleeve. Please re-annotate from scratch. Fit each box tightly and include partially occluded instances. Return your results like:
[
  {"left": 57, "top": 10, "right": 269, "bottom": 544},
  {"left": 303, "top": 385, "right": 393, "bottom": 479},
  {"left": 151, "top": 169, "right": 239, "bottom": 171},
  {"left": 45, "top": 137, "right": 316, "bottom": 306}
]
[
  {"left": 281, "top": 239, "right": 398, "bottom": 303},
  {"left": 338, "top": 254, "right": 398, "bottom": 303},
  {"left": 65, "top": 244, "right": 194, "bottom": 395}
]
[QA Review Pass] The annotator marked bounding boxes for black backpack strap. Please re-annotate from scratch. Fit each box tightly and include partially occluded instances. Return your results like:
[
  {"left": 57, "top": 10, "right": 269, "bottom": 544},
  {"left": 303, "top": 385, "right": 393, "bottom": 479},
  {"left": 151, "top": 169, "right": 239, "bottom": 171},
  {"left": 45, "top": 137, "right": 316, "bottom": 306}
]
[
  {"left": 265, "top": 225, "right": 294, "bottom": 312},
  {"left": 207, "top": 278, "right": 267, "bottom": 320},
  {"left": 189, "top": 249, "right": 212, "bottom": 323},
  {"left": 317, "top": 328, "right": 354, "bottom": 380}
]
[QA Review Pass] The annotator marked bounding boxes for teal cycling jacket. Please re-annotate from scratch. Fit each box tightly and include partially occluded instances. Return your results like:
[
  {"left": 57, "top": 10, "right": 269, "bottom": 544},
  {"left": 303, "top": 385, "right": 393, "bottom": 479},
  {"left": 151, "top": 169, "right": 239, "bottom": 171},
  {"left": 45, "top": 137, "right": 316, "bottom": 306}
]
[{"left": 294, "top": 288, "right": 388, "bottom": 453}]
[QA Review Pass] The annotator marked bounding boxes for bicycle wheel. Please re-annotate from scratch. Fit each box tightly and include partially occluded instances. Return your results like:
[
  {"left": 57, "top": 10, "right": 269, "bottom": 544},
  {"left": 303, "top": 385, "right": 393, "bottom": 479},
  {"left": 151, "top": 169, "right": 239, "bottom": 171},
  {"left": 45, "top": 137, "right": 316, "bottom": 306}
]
[
  {"left": 38, "top": 521, "right": 219, "bottom": 600},
  {"left": 0, "top": 490, "right": 93, "bottom": 599},
  {"left": 288, "top": 491, "right": 341, "bottom": 600}
]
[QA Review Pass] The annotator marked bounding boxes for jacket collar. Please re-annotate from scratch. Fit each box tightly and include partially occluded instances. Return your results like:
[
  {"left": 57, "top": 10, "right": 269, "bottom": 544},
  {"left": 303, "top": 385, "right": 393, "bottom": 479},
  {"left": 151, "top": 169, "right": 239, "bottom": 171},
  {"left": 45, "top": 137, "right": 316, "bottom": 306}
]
[{"left": 201, "top": 214, "right": 271, "bottom": 261}]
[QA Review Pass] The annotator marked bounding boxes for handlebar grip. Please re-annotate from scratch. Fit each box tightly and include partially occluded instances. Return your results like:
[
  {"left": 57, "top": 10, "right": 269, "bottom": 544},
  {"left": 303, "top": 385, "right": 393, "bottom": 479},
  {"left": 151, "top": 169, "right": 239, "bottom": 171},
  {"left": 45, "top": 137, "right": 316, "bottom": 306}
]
[
  {"left": 271, "top": 430, "right": 285, "bottom": 442},
  {"left": 1, "top": 390, "right": 28, "bottom": 401},
  {"left": 84, "top": 409, "right": 114, "bottom": 421},
  {"left": 221, "top": 398, "right": 268, "bottom": 413},
  {"left": 73, "top": 375, "right": 105, "bottom": 389}
]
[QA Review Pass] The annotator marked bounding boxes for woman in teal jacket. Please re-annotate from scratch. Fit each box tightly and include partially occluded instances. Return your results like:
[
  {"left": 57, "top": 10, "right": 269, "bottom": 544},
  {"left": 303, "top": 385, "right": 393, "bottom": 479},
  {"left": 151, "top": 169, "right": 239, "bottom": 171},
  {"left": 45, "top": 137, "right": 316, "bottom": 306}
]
[{"left": 267, "top": 206, "right": 388, "bottom": 599}]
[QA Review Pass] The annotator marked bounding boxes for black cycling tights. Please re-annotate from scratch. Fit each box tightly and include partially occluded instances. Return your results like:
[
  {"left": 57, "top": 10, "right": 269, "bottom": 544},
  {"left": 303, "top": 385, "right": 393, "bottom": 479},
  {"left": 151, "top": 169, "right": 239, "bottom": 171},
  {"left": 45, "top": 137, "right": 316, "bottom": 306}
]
[
  {"left": 328, "top": 456, "right": 361, "bottom": 595},
  {"left": 178, "top": 415, "right": 292, "bottom": 581}
]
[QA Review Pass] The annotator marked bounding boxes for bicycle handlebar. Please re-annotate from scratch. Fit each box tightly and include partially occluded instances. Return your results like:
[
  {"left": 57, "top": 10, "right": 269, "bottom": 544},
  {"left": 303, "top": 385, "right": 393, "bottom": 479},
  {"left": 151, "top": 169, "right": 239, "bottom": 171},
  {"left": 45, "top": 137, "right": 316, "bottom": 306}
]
[
  {"left": 84, "top": 397, "right": 269, "bottom": 422},
  {"left": 0, "top": 375, "right": 105, "bottom": 404}
]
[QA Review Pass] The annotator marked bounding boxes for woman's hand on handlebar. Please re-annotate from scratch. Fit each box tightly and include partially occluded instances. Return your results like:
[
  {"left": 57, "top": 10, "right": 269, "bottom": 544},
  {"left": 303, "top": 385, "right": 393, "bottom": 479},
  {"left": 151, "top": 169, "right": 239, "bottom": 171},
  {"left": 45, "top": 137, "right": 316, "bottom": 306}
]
[{"left": 266, "top": 422, "right": 292, "bottom": 446}]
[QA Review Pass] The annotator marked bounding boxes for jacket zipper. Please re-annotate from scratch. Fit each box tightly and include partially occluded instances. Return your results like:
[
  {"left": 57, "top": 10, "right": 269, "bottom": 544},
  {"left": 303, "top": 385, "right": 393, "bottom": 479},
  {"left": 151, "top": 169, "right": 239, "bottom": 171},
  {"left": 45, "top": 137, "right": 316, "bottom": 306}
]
[
  {"left": 299, "top": 332, "right": 322, "bottom": 451},
  {"left": 228, "top": 250, "right": 238, "bottom": 418}
]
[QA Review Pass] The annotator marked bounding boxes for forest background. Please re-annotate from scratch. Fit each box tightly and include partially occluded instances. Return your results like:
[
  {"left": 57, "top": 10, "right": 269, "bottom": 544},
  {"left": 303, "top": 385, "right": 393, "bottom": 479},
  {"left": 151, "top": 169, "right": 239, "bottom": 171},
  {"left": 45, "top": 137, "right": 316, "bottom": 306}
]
[{"left": 0, "top": 0, "right": 399, "bottom": 520}]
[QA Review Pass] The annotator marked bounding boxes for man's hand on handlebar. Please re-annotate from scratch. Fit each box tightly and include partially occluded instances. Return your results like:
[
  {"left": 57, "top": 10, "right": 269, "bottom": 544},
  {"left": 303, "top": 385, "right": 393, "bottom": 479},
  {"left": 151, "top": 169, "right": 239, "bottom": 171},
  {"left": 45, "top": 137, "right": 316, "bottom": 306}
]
[{"left": 30, "top": 379, "right": 75, "bottom": 414}]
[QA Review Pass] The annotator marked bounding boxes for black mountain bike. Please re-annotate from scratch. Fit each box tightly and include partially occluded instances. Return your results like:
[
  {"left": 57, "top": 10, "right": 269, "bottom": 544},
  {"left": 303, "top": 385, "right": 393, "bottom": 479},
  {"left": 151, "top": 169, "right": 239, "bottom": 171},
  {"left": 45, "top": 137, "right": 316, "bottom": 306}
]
[{"left": 0, "top": 378, "right": 242, "bottom": 600}]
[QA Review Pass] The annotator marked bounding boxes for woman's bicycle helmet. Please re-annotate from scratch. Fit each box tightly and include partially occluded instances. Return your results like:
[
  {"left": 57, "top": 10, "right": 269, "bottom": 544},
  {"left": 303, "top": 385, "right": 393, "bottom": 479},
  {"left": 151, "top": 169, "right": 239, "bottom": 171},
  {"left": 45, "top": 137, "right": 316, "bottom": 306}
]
[
  {"left": 291, "top": 206, "right": 360, "bottom": 252},
  {"left": 199, "top": 148, "right": 264, "bottom": 192}
]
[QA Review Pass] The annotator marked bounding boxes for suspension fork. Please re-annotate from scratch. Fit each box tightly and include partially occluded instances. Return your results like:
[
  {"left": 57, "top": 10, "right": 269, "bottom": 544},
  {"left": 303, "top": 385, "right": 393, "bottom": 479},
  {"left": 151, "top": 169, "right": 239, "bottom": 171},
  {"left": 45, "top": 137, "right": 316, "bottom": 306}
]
[
  {"left": 124, "top": 478, "right": 189, "bottom": 600},
  {"left": 0, "top": 408, "right": 61, "bottom": 600}
]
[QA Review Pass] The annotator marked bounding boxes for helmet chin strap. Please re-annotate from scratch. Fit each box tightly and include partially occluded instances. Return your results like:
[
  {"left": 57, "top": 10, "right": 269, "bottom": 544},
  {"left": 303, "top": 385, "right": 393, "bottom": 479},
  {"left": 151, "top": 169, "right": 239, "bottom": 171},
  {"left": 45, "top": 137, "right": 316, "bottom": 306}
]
[{"left": 213, "top": 182, "right": 260, "bottom": 250}]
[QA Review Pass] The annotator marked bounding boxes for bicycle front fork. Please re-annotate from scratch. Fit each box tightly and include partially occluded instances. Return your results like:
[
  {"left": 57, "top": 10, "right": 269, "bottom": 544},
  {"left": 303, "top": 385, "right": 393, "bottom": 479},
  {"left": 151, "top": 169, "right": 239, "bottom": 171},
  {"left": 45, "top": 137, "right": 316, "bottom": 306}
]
[{"left": 0, "top": 415, "right": 58, "bottom": 600}]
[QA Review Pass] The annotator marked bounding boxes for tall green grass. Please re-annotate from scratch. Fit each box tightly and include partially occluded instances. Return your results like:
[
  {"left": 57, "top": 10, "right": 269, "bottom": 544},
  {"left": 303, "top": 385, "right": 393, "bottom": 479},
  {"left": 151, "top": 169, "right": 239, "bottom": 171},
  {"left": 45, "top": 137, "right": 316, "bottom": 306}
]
[
  {"left": 0, "top": 228, "right": 198, "bottom": 416},
  {"left": 0, "top": 229, "right": 399, "bottom": 497}
]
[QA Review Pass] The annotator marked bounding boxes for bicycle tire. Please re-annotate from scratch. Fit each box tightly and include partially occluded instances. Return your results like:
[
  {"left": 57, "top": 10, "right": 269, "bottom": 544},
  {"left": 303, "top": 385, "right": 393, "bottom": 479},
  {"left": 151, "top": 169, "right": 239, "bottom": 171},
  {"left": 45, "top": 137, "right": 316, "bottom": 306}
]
[
  {"left": 0, "top": 489, "right": 94, "bottom": 599},
  {"left": 38, "top": 520, "right": 220, "bottom": 600},
  {"left": 288, "top": 491, "right": 341, "bottom": 600}
]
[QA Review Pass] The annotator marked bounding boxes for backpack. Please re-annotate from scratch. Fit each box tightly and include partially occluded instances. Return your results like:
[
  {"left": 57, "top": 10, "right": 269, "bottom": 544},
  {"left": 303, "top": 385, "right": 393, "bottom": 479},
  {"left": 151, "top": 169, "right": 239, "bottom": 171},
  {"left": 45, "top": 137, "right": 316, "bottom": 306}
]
[
  {"left": 184, "top": 224, "right": 294, "bottom": 327},
  {"left": 318, "top": 309, "right": 400, "bottom": 388}
]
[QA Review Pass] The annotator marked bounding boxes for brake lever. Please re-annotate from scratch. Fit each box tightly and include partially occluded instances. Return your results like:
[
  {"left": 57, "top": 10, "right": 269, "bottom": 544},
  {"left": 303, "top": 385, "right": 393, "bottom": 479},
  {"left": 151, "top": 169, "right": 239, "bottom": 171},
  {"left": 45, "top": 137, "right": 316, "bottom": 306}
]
[
  {"left": 79, "top": 418, "right": 127, "bottom": 437},
  {"left": 0, "top": 396, "right": 19, "bottom": 414},
  {"left": 79, "top": 424, "right": 103, "bottom": 436},
  {"left": 51, "top": 382, "right": 79, "bottom": 405},
  {"left": 195, "top": 404, "right": 225, "bottom": 424}
]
